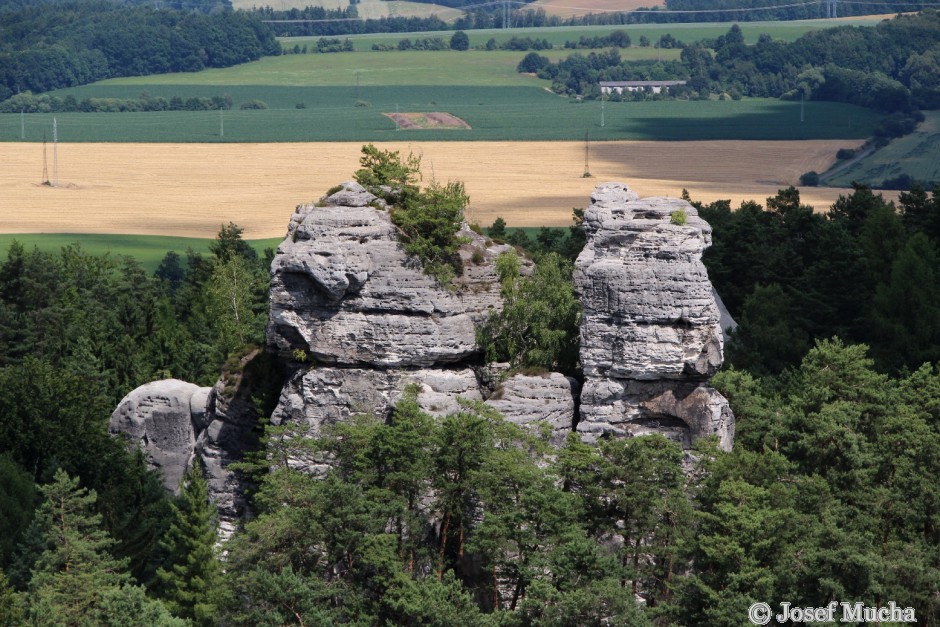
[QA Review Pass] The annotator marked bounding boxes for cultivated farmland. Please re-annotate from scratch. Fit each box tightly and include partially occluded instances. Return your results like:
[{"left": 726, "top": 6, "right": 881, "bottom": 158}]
[
  {"left": 278, "top": 16, "right": 893, "bottom": 51},
  {"left": 529, "top": 0, "right": 665, "bottom": 19},
  {"left": 6, "top": 90, "right": 880, "bottom": 143},
  {"left": 826, "top": 110, "right": 940, "bottom": 188},
  {"left": 0, "top": 140, "right": 894, "bottom": 240},
  {"left": 232, "top": 0, "right": 463, "bottom": 20}
]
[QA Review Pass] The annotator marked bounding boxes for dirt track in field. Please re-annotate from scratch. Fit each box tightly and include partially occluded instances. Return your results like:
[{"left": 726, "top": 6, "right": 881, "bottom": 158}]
[{"left": 0, "top": 140, "right": 893, "bottom": 239}]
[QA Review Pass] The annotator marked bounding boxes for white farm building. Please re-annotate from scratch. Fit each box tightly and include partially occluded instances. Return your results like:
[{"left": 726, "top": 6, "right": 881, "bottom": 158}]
[{"left": 600, "top": 80, "right": 687, "bottom": 94}]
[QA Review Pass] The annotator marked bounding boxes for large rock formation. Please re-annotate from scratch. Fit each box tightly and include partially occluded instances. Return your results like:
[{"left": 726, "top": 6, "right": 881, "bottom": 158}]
[
  {"left": 267, "top": 183, "right": 503, "bottom": 368},
  {"left": 267, "top": 181, "right": 570, "bottom": 443},
  {"left": 574, "top": 182, "right": 734, "bottom": 450},
  {"left": 109, "top": 179, "right": 734, "bottom": 535}
]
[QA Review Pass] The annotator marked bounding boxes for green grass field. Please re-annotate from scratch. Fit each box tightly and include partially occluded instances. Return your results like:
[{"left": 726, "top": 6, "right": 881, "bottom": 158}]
[
  {"left": 281, "top": 17, "right": 891, "bottom": 52},
  {"left": 0, "top": 234, "right": 283, "bottom": 273},
  {"left": 826, "top": 111, "right": 940, "bottom": 187},
  {"left": 0, "top": 17, "right": 889, "bottom": 143},
  {"left": 1, "top": 91, "right": 880, "bottom": 142},
  {"left": 91, "top": 50, "right": 567, "bottom": 87}
]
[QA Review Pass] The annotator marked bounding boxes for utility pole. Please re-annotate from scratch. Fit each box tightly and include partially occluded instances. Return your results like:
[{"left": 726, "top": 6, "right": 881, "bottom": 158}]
[
  {"left": 601, "top": 88, "right": 606, "bottom": 128},
  {"left": 52, "top": 117, "right": 58, "bottom": 188},
  {"left": 583, "top": 130, "right": 591, "bottom": 177},
  {"left": 42, "top": 133, "right": 48, "bottom": 185}
]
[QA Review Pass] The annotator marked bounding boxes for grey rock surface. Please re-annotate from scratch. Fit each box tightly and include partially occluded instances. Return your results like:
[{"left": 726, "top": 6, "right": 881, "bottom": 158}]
[
  {"left": 109, "top": 379, "right": 210, "bottom": 493},
  {"left": 712, "top": 287, "right": 738, "bottom": 343},
  {"left": 578, "top": 379, "right": 734, "bottom": 450},
  {"left": 267, "top": 182, "right": 507, "bottom": 368},
  {"left": 575, "top": 182, "right": 734, "bottom": 449},
  {"left": 271, "top": 366, "right": 484, "bottom": 437},
  {"left": 110, "top": 352, "right": 267, "bottom": 539},
  {"left": 485, "top": 372, "right": 577, "bottom": 446}
]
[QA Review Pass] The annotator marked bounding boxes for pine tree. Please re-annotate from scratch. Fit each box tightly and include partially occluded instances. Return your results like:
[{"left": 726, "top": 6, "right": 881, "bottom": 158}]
[
  {"left": 0, "top": 569, "right": 24, "bottom": 627},
  {"left": 155, "top": 463, "right": 222, "bottom": 625},
  {"left": 27, "top": 469, "right": 132, "bottom": 624}
]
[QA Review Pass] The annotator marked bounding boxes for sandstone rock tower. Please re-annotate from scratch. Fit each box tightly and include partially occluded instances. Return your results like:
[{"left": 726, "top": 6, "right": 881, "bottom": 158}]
[
  {"left": 266, "top": 181, "right": 576, "bottom": 453},
  {"left": 109, "top": 180, "right": 734, "bottom": 532},
  {"left": 574, "top": 183, "right": 733, "bottom": 449}
]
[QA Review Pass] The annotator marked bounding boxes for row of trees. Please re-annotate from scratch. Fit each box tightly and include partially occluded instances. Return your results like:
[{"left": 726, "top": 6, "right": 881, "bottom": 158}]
[
  {"left": 527, "top": 13, "right": 940, "bottom": 113},
  {"left": 0, "top": 92, "right": 239, "bottom": 113},
  {"left": 0, "top": 1, "right": 280, "bottom": 101}
]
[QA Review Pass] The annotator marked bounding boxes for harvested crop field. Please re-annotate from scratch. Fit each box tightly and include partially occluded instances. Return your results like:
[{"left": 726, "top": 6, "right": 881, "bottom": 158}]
[
  {"left": 530, "top": 0, "right": 664, "bottom": 18},
  {"left": 382, "top": 112, "right": 471, "bottom": 130},
  {"left": 0, "top": 140, "right": 895, "bottom": 239}
]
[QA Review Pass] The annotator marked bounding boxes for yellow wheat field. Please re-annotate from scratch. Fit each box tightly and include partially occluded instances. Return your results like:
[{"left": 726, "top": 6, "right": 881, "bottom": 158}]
[{"left": 0, "top": 140, "right": 894, "bottom": 239}]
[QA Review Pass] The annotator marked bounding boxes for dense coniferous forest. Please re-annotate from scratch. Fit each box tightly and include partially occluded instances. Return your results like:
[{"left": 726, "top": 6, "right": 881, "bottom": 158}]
[
  {"left": 1, "top": 148, "right": 938, "bottom": 622},
  {"left": 0, "top": 227, "right": 271, "bottom": 614},
  {"left": 0, "top": 1, "right": 279, "bottom": 101}
]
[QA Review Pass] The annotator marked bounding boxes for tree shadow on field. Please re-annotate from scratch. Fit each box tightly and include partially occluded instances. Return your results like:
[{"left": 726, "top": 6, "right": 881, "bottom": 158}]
[{"left": 613, "top": 101, "right": 877, "bottom": 141}]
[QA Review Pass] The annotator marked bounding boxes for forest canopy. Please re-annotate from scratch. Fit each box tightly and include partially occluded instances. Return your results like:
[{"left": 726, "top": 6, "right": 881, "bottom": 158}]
[
  {"left": 0, "top": 1, "right": 279, "bottom": 101},
  {"left": 533, "top": 11, "right": 940, "bottom": 112}
]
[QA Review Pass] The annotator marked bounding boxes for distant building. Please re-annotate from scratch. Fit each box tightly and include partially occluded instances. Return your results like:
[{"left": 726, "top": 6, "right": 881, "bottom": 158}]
[{"left": 600, "top": 80, "right": 687, "bottom": 95}]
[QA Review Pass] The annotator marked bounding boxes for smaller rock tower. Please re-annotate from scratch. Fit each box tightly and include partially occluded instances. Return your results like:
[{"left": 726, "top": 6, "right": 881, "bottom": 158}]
[{"left": 574, "top": 182, "right": 734, "bottom": 450}]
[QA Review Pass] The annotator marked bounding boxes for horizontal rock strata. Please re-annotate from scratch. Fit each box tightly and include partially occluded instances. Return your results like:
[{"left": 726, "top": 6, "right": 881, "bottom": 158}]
[
  {"left": 266, "top": 181, "right": 571, "bottom": 466},
  {"left": 575, "top": 182, "right": 734, "bottom": 449},
  {"left": 267, "top": 182, "right": 506, "bottom": 368},
  {"left": 110, "top": 179, "right": 736, "bottom": 538}
]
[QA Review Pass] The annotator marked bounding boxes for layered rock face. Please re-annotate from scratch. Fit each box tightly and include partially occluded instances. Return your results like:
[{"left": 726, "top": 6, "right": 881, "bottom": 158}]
[
  {"left": 110, "top": 180, "right": 734, "bottom": 535},
  {"left": 574, "top": 183, "right": 734, "bottom": 450},
  {"left": 268, "top": 183, "right": 502, "bottom": 368},
  {"left": 268, "top": 182, "right": 572, "bottom": 443}
]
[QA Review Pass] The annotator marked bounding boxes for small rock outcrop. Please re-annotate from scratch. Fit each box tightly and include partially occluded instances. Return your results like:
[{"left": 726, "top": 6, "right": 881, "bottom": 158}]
[
  {"left": 110, "top": 379, "right": 210, "bottom": 494},
  {"left": 109, "top": 351, "right": 271, "bottom": 538},
  {"left": 574, "top": 183, "right": 734, "bottom": 450},
  {"left": 486, "top": 372, "right": 578, "bottom": 447}
]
